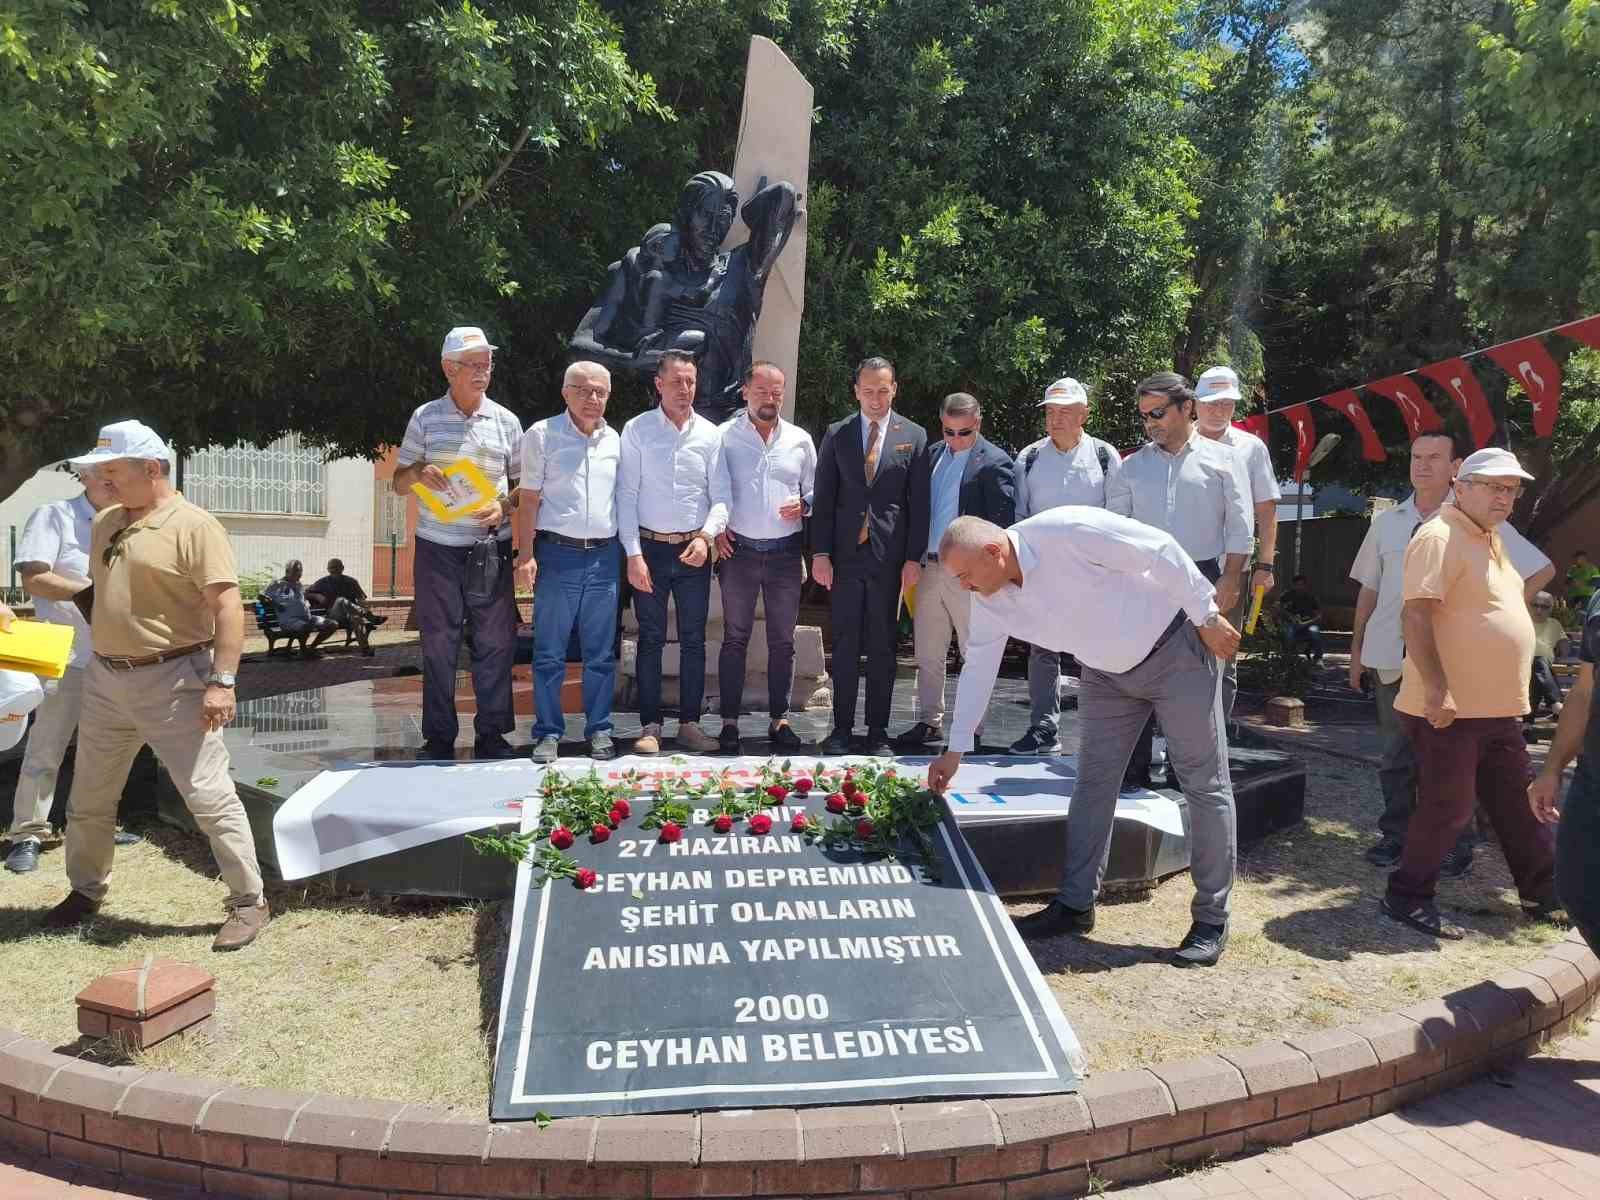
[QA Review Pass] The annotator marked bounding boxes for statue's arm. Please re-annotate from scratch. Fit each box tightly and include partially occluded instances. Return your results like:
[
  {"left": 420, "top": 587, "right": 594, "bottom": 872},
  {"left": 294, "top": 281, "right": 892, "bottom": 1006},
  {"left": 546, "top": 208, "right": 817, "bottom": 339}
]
[
  {"left": 741, "top": 179, "right": 799, "bottom": 282},
  {"left": 569, "top": 262, "right": 630, "bottom": 360}
]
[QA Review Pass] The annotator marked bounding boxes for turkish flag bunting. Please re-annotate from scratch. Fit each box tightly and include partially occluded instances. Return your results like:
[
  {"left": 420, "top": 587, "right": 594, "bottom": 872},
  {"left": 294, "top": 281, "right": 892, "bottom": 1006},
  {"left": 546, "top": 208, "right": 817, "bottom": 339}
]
[
  {"left": 1316, "top": 389, "right": 1386, "bottom": 462},
  {"left": 1365, "top": 375, "right": 1443, "bottom": 440},
  {"left": 1232, "top": 414, "right": 1269, "bottom": 441},
  {"left": 1557, "top": 314, "right": 1600, "bottom": 350},
  {"left": 1482, "top": 338, "right": 1563, "bottom": 438},
  {"left": 1418, "top": 359, "right": 1496, "bottom": 449},
  {"left": 1280, "top": 403, "right": 1316, "bottom": 482}
]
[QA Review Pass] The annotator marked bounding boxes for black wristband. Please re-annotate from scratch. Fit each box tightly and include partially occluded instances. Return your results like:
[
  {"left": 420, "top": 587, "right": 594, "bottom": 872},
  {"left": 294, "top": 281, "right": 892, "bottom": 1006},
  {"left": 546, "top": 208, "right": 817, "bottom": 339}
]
[{"left": 1256, "top": 563, "right": 1276, "bottom": 573}]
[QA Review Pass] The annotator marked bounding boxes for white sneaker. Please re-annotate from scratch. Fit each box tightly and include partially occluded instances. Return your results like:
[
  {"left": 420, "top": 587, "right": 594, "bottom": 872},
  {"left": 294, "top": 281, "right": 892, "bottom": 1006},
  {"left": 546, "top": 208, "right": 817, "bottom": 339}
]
[
  {"left": 676, "top": 723, "right": 719, "bottom": 753},
  {"left": 635, "top": 723, "right": 662, "bottom": 755}
]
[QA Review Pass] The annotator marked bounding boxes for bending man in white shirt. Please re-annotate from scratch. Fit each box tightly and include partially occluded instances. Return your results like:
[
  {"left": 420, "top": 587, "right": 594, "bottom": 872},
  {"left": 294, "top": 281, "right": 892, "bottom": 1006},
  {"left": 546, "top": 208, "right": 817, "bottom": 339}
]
[{"left": 925, "top": 510, "right": 1243, "bottom": 968}]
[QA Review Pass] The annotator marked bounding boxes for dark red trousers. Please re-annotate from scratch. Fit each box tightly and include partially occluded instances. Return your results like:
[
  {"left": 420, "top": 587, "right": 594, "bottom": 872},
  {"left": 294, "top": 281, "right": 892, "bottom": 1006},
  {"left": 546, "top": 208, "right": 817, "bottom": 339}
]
[{"left": 1388, "top": 715, "right": 1555, "bottom": 905}]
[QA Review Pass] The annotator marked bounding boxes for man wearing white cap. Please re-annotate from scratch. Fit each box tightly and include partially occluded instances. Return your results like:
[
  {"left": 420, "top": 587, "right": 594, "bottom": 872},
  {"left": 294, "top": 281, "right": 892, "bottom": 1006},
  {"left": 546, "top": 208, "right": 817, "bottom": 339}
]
[
  {"left": 41, "top": 421, "right": 269, "bottom": 951},
  {"left": 1194, "top": 366, "right": 1281, "bottom": 718},
  {"left": 1381, "top": 447, "right": 1560, "bottom": 940},
  {"left": 393, "top": 326, "right": 525, "bottom": 761},
  {"left": 1007, "top": 377, "right": 1123, "bottom": 754}
]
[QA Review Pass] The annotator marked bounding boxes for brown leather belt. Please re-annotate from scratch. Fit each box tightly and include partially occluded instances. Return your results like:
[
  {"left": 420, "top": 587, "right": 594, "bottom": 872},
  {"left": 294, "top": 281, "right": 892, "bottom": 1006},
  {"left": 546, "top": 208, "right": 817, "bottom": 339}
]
[
  {"left": 95, "top": 641, "right": 213, "bottom": 671},
  {"left": 639, "top": 528, "right": 702, "bottom": 545}
]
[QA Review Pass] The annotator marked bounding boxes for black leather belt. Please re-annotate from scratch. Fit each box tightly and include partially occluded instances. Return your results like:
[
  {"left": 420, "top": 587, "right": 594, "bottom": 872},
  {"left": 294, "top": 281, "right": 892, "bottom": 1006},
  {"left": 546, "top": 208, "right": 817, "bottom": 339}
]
[
  {"left": 1133, "top": 611, "right": 1190, "bottom": 671},
  {"left": 96, "top": 640, "right": 213, "bottom": 671},
  {"left": 538, "top": 531, "right": 616, "bottom": 550},
  {"left": 730, "top": 532, "right": 802, "bottom": 552}
]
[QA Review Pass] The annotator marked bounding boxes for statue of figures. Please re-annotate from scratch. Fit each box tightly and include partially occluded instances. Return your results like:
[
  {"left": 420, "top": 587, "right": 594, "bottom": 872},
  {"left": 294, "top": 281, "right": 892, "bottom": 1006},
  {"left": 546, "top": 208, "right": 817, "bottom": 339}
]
[{"left": 570, "top": 171, "right": 799, "bottom": 423}]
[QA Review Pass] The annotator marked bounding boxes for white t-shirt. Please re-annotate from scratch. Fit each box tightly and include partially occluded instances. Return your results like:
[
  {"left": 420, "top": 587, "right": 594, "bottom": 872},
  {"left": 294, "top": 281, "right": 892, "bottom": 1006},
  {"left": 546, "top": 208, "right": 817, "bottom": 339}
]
[{"left": 15, "top": 493, "right": 95, "bottom": 668}]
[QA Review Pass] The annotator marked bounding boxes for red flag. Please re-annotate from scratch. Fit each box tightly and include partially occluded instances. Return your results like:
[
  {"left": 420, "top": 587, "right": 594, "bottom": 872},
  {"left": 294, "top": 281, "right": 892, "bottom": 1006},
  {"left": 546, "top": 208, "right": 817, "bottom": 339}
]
[
  {"left": 1556, "top": 314, "right": 1600, "bottom": 349},
  {"left": 1232, "top": 414, "right": 1269, "bottom": 441},
  {"left": 1365, "top": 375, "right": 1443, "bottom": 440},
  {"left": 1279, "top": 403, "right": 1316, "bottom": 481},
  {"left": 1483, "top": 338, "right": 1562, "bottom": 438},
  {"left": 1418, "top": 359, "right": 1496, "bottom": 449},
  {"left": 1316, "top": 389, "right": 1386, "bottom": 462}
]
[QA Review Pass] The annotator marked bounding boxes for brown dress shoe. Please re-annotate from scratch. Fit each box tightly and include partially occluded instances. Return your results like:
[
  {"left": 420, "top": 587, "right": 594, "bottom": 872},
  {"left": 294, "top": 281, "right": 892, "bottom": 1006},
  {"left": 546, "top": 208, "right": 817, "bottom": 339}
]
[
  {"left": 42, "top": 890, "right": 101, "bottom": 929},
  {"left": 213, "top": 900, "right": 270, "bottom": 952}
]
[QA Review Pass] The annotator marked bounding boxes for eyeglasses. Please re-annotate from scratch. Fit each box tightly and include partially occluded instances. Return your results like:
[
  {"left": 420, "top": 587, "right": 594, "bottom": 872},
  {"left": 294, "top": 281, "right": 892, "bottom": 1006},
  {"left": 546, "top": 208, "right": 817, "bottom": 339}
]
[
  {"left": 565, "top": 384, "right": 609, "bottom": 399},
  {"left": 1464, "top": 478, "right": 1523, "bottom": 500},
  {"left": 452, "top": 360, "right": 494, "bottom": 376},
  {"left": 103, "top": 525, "right": 137, "bottom": 566},
  {"left": 942, "top": 427, "right": 977, "bottom": 439},
  {"left": 1139, "top": 400, "right": 1180, "bottom": 422}
]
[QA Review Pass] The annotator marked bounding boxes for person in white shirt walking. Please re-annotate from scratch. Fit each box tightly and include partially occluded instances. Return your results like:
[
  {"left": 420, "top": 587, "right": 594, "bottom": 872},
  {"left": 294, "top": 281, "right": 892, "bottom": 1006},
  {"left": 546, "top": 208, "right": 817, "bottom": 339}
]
[
  {"left": 1008, "top": 377, "right": 1123, "bottom": 755},
  {"left": 518, "top": 361, "right": 624, "bottom": 764},
  {"left": 1193, "top": 366, "right": 1281, "bottom": 717},
  {"left": 618, "top": 350, "right": 728, "bottom": 754},
  {"left": 3, "top": 465, "right": 128, "bottom": 875},
  {"left": 710, "top": 362, "right": 816, "bottom": 754},
  {"left": 1108, "top": 371, "right": 1252, "bottom": 788},
  {"left": 925, "top": 510, "right": 1242, "bottom": 967}
]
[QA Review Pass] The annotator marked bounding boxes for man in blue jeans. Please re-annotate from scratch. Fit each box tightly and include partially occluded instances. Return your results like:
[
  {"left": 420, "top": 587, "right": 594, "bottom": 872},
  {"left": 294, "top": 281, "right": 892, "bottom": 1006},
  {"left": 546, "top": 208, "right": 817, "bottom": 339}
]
[
  {"left": 517, "top": 361, "right": 623, "bottom": 763},
  {"left": 1529, "top": 589, "right": 1600, "bottom": 954}
]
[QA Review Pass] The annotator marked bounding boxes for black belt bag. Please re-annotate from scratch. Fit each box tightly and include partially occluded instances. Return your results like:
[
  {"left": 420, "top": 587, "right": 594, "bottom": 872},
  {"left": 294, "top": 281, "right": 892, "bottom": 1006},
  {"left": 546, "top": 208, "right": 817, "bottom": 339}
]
[{"left": 465, "top": 535, "right": 504, "bottom": 602}]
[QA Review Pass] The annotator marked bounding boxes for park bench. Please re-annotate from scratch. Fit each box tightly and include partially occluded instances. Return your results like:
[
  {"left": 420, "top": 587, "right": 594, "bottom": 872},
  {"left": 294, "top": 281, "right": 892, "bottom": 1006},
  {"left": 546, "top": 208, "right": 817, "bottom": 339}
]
[{"left": 253, "top": 595, "right": 354, "bottom": 656}]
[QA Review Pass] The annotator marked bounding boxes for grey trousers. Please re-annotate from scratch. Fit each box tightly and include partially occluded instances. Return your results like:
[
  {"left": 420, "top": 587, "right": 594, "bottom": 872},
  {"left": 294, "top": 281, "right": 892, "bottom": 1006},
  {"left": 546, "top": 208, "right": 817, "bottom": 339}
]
[
  {"left": 1060, "top": 624, "right": 1236, "bottom": 926},
  {"left": 1027, "top": 645, "right": 1060, "bottom": 733}
]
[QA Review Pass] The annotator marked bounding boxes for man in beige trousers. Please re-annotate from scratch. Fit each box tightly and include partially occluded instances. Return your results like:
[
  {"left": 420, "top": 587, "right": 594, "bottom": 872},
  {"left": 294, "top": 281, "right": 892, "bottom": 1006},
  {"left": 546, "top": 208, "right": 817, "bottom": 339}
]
[{"left": 42, "top": 420, "right": 269, "bottom": 952}]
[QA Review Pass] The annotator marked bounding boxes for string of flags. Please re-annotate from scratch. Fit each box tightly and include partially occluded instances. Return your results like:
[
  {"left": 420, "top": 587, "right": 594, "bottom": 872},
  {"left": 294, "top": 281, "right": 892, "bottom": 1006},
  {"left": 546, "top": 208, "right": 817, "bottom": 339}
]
[{"left": 1231, "top": 314, "right": 1600, "bottom": 479}]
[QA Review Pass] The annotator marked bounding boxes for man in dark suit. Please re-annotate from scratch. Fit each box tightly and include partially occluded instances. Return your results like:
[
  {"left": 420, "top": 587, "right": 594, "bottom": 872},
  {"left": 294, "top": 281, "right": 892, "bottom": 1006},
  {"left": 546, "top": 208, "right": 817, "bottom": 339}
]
[
  {"left": 812, "top": 356, "right": 927, "bottom": 756},
  {"left": 897, "top": 393, "right": 1017, "bottom": 749}
]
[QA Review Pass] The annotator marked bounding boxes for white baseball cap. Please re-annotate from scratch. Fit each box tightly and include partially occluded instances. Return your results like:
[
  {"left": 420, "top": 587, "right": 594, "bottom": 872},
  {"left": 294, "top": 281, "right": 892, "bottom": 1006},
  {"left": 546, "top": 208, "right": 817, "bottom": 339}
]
[
  {"left": 0, "top": 669, "right": 44, "bottom": 752},
  {"left": 68, "top": 420, "right": 173, "bottom": 467},
  {"left": 1457, "top": 447, "right": 1534, "bottom": 481},
  {"left": 1195, "top": 366, "right": 1243, "bottom": 403},
  {"left": 1040, "top": 377, "right": 1089, "bottom": 407},
  {"left": 441, "top": 326, "right": 497, "bottom": 358}
]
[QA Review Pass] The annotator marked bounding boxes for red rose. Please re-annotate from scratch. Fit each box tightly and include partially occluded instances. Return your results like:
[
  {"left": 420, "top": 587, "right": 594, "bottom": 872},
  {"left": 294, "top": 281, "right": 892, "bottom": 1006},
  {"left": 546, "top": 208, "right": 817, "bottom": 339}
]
[
  {"left": 610, "top": 798, "right": 632, "bottom": 819},
  {"left": 549, "top": 826, "right": 575, "bottom": 850},
  {"left": 591, "top": 823, "right": 611, "bottom": 843},
  {"left": 790, "top": 813, "right": 809, "bottom": 833},
  {"left": 607, "top": 812, "right": 623, "bottom": 829},
  {"left": 884, "top": 768, "right": 897, "bottom": 779},
  {"left": 660, "top": 821, "right": 683, "bottom": 843},
  {"left": 825, "top": 794, "right": 847, "bottom": 814},
  {"left": 712, "top": 814, "right": 734, "bottom": 834},
  {"left": 766, "top": 784, "right": 789, "bottom": 801},
  {"left": 574, "top": 868, "right": 597, "bottom": 889},
  {"left": 749, "top": 813, "right": 773, "bottom": 835},
  {"left": 855, "top": 818, "right": 875, "bottom": 839},
  {"left": 842, "top": 779, "right": 858, "bottom": 798},
  {"left": 793, "top": 777, "right": 814, "bottom": 793},
  {"left": 848, "top": 794, "right": 866, "bottom": 811}
]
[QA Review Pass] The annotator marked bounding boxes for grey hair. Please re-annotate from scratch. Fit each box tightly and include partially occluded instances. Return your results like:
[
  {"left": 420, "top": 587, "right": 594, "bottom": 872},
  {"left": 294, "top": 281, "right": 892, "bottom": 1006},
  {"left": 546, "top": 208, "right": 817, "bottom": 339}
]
[
  {"left": 941, "top": 392, "right": 981, "bottom": 419},
  {"left": 564, "top": 360, "right": 611, "bottom": 387},
  {"left": 938, "top": 515, "right": 1007, "bottom": 560},
  {"left": 1534, "top": 591, "right": 1554, "bottom": 606}
]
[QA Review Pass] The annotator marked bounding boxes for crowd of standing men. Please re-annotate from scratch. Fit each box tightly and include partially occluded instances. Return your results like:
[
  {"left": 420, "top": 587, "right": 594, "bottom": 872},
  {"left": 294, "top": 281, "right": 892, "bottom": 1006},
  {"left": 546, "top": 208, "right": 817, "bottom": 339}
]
[{"left": 3, "top": 322, "right": 1595, "bottom": 971}]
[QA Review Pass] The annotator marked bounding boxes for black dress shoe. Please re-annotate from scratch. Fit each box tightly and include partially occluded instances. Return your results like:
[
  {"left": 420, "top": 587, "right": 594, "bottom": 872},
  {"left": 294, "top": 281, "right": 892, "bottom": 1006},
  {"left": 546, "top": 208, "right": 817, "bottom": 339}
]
[
  {"left": 864, "top": 728, "right": 894, "bottom": 757},
  {"left": 113, "top": 830, "right": 143, "bottom": 847},
  {"left": 894, "top": 721, "right": 942, "bottom": 749},
  {"left": 4, "top": 839, "right": 41, "bottom": 874},
  {"left": 1439, "top": 840, "right": 1475, "bottom": 879},
  {"left": 472, "top": 736, "right": 519, "bottom": 760},
  {"left": 820, "top": 728, "right": 852, "bottom": 755},
  {"left": 417, "top": 739, "right": 457, "bottom": 761},
  {"left": 1122, "top": 768, "right": 1155, "bottom": 792},
  {"left": 1171, "top": 921, "right": 1229, "bottom": 967},
  {"left": 1013, "top": 901, "right": 1095, "bottom": 940},
  {"left": 769, "top": 723, "right": 803, "bottom": 751},
  {"left": 1365, "top": 834, "right": 1405, "bottom": 867},
  {"left": 718, "top": 724, "right": 742, "bottom": 754},
  {"left": 42, "top": 891, "right": 101, "bottom": 929}
]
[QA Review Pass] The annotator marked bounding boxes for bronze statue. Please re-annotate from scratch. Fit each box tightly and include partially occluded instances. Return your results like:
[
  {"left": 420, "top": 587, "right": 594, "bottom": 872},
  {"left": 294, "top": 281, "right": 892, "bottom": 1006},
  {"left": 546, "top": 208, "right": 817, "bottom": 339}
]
[{"left": 570, "top": 171, "right": 799, "bottom": 423}]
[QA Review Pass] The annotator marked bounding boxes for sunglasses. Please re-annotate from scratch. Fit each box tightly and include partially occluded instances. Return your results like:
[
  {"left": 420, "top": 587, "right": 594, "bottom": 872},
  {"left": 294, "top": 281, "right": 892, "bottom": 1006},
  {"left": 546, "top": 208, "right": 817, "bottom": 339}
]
[
  {"left": 942, "top": 426, "right": 977, "bottom": 439},
  {"left": 102, "top": 525, "right": 137, "bottom": 566},
  {"left": 1139, "top": 400, "right": 1182, "bottom": 422}
]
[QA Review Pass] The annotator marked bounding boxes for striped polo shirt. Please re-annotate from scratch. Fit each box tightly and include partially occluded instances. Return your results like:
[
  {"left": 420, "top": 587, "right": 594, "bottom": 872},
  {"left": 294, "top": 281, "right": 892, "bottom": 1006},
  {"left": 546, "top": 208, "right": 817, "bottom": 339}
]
[{"left": 397, "top": 393, "right": 524, "bottom": 547}]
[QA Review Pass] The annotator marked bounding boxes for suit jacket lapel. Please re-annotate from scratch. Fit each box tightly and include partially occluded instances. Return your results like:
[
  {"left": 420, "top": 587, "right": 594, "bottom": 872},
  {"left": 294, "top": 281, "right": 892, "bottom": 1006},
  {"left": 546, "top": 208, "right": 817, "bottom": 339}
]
[
  {"left": 959, "top": 439, "right": 983, "bottom": 489},
  {"left": 841, "top": 413, "right": 866, "bottom": 481}
]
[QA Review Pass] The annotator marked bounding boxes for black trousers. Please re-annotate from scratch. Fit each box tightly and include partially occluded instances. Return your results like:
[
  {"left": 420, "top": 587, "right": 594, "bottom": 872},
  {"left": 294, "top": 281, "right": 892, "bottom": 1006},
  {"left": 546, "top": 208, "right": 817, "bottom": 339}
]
[{"left": 829, "top": 559, "right": 902, "bottom": 733}]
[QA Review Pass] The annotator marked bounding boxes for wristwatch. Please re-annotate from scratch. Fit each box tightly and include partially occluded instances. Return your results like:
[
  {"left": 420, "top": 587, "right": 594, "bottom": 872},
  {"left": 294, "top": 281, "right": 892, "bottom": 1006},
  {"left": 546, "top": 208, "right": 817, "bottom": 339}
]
[
  {"left": 1256, "top": 563, "right": 1276, "bottom": 575},
  {"left": 206, "top": 671, "right": 237, "bottom": 688},
  {"left": 1201, "top": 613, "right": 1224, "bottom": 629}
]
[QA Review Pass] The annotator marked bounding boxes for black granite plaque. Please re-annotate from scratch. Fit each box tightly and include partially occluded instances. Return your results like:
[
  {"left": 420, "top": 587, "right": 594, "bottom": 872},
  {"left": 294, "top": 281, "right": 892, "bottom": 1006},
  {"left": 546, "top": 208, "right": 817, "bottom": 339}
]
[{"left": 491, "top": 797, "right": 1082, "bottom": 1119}]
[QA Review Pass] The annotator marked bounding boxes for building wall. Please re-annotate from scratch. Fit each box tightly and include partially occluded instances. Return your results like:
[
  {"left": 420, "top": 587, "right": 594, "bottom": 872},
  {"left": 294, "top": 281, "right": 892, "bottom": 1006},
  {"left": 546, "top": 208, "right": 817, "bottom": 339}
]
[{"left": 213, "top": 457, "right": 375, "bottom": 590}]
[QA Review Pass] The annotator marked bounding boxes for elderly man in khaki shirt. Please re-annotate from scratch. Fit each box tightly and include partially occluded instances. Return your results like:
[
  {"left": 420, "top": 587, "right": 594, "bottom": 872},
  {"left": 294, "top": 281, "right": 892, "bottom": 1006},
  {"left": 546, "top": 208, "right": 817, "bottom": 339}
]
[
  {"left": 41, "top": 421, "right": 269, "bottom": 952},
  {"left": 1382, "top": 447, "right": 1558, "bottom": 942}
]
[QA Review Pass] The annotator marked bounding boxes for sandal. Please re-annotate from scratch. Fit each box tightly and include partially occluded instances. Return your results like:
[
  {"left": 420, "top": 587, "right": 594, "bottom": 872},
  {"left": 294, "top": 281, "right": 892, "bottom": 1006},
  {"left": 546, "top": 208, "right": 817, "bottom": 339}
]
[{"left": 1381, "top": 895, "right": 1465, "bottom": 940}]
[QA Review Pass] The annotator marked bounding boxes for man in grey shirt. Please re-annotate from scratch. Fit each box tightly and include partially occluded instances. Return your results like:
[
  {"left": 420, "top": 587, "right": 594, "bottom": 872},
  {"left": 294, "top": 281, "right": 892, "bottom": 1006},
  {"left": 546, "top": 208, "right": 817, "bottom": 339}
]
[{"left": 1008, "top": 377, "right": 1123, "bottom": 754}]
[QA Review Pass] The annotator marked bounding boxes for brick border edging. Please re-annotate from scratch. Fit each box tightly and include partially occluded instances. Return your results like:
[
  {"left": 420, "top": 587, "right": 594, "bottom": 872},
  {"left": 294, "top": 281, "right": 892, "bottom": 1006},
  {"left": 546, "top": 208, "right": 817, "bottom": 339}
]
[{"left": 2, "top": 931, "right": 1597, "bottom": 1200}]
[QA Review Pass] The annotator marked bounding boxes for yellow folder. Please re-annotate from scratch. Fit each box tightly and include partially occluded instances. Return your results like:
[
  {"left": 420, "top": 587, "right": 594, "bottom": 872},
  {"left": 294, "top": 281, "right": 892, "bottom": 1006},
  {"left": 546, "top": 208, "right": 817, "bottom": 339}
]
[
  {"left": 0, "top": 619, "right": 76, "bottom": 679},
  {"left": 410, "top": 459, "right": 499, "bottom": 524}
]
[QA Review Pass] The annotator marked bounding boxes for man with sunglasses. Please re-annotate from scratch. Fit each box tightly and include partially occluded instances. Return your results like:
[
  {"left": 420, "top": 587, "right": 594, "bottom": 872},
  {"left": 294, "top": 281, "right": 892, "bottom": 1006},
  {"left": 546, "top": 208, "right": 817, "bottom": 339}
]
[
  {"left": 896, "top": 393, "right": 1015, "bottom": 750},
  {"left": 40, "top": 420, "right": 268, "bottom": 951},
  {"left": 1382, "top": 447, "right": 1562, "bottom": 940},
  {"left": 1107, "top": 372, "right": 1252, "bottom": 788}
]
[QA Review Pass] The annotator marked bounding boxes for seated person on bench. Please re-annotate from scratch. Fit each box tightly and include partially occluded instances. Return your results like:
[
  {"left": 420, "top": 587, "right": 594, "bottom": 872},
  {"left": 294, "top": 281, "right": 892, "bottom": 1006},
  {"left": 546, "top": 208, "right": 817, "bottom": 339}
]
[
  {"left": 306, "top": 557, "right": 383, "bottom": 655},
  {"left": 262, "top": 560, "right": 344, "bottom": 656}
]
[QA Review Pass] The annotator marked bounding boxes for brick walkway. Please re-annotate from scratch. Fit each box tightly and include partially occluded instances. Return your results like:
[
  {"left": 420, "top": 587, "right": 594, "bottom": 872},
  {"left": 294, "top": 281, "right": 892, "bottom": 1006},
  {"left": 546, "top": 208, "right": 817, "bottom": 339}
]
[{"left": 0, "top": 1025, "right": 1595, "bottom": 1198}]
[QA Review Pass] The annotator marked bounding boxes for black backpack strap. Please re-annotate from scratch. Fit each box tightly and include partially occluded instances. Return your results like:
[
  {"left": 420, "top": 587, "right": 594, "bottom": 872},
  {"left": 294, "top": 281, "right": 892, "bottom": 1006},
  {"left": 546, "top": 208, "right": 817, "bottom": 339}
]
[
  {"left": 1023, "top": 445, "right": 1041, "bottom": 476},
  {"left": 1096, "top": 441, "right": 1110, "bottom": 472}
]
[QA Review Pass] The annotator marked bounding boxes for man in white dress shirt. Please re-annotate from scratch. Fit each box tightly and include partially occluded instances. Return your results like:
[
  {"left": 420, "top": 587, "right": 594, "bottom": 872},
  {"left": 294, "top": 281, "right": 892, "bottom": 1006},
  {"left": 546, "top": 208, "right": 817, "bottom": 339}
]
[
  {"left": 3, "top": 465, "right": 123, "bottom": 874},
  {"left": 1194, "top": 366, "right": 1281, "bottom": 717},
  {"left": 1349, "top": 430, "right": 1556, "bottom": 871},
  {"left": 618, "top": 350, "right": 728, "bottom": 754},
  {"left": 1108, "top": 371, "right": 1252, "bottom": 788},
  {"left": 1008, "top": 377, "right": 1123, "bottom": 755},
  {"left": 518, "top": 361, "right": 623, "bottom": 764},
  {"left": 710, "top": 362, "right": 816, "bottom": 753},
  {"left": 925, "top": 511, "right": 1242, "bottom": 967}
]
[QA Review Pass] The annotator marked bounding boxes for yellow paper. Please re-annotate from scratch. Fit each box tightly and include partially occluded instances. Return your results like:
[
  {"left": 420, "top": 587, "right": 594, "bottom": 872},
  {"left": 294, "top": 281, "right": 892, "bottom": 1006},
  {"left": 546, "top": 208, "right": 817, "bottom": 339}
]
[
  {"left": 0, "top": 619, "right": 75, "bottom": 679},
  {"left": 1244, "top": 584, "right": 1266, "bottom": 635},
  {"left": 410, "top": 459, "right": 498, "bottom": 524}
]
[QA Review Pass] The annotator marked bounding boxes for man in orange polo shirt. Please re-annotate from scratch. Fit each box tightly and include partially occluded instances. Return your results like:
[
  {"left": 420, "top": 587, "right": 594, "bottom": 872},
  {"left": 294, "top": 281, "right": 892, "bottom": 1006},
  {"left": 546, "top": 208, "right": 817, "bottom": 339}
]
[{"left": 1383, "top": 447, "right": 1559, "bottom": 940}]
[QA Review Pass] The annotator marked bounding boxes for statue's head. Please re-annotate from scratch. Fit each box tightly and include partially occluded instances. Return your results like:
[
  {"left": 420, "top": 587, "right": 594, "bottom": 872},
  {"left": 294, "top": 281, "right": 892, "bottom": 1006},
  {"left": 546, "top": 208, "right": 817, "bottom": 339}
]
[{"left": 675, "top": 172, "right": 738, "bottom": 264}]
